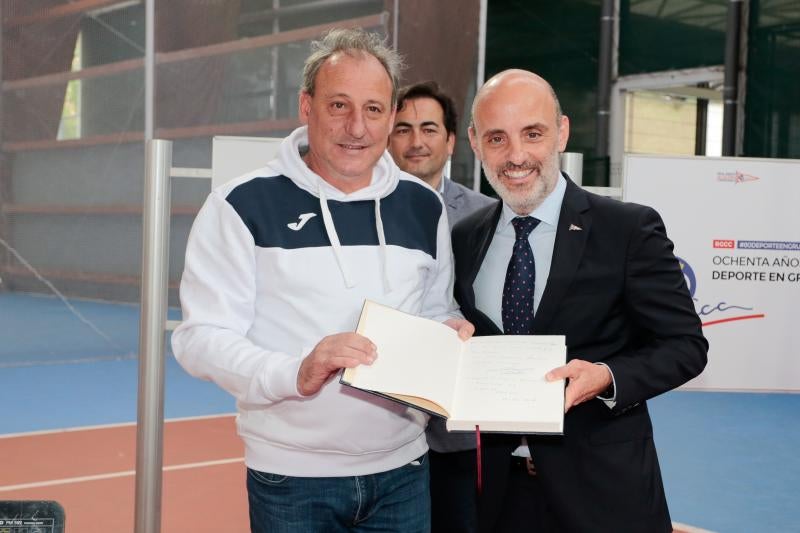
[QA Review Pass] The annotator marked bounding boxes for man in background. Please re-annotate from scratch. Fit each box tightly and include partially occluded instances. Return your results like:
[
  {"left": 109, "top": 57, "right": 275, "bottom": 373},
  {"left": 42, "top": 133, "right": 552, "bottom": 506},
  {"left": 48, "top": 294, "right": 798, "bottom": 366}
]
[
  {"left": 389, "top": 81, "right": 495, "bottom": 227},
  {"left": 389, "top": 80, "right": 495, "bottom": 532}
]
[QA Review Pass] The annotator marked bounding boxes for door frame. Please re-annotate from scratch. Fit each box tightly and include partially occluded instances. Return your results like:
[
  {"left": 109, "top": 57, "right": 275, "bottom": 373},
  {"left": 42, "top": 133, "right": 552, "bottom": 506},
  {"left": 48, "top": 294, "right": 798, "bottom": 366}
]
[{"left": 609, "top": 65, "right": 725, "bottom": 186}]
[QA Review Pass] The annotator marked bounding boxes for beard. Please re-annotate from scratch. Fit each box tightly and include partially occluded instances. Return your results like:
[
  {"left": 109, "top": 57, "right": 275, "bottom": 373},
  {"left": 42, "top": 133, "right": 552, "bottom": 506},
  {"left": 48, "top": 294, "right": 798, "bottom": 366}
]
[{"left": 483, "top": 149, "right": 561, "bottom": 215}]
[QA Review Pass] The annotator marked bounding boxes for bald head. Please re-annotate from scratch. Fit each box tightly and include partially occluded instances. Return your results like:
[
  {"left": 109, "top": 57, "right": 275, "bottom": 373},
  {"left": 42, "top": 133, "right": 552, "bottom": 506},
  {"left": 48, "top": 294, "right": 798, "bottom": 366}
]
[
  {"left": 472, "top": 69, "right": 562, "bottom": 128},
  {"left": 467, "top": 69, "right": 569, "bottom": 215}
]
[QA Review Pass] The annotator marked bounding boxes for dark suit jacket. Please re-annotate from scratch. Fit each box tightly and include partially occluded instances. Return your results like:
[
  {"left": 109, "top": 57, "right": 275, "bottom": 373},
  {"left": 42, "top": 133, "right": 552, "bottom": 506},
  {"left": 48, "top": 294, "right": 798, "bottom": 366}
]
[{"left": 451, "top": 177, "right": 708, "bottom": 533}]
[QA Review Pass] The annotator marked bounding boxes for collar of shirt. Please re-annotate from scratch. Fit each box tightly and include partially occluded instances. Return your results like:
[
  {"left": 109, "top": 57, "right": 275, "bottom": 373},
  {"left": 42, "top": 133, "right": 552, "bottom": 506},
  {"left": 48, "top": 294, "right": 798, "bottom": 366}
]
[
  {"left": 497, "top": 173, "right": 567, "bottom": 235},
  {"left": 437, "top": 175, "right": 446, "bottom": 195}
]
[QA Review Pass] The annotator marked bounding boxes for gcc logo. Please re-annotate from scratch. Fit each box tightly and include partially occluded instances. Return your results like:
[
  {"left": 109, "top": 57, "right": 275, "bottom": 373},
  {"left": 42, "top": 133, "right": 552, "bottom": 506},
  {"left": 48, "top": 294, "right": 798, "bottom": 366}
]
[{"left": 678, "top": 256, "right": 764, "bottom": 326}]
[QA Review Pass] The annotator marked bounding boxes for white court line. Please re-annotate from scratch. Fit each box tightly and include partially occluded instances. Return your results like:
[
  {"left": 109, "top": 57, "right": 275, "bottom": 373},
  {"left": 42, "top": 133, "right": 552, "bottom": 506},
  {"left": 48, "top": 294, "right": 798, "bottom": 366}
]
[
  {"left": 0, "top": 457, "right": 244, "bottom": 492},
  {"left": 672, "top": 522, "right": 717, "bottom": 533},
  {"left": 0, "top": 412, "right": 237, "bottom": 440},
  {"left": 0, "top": 353, "right": 138, "bottom": 369}
]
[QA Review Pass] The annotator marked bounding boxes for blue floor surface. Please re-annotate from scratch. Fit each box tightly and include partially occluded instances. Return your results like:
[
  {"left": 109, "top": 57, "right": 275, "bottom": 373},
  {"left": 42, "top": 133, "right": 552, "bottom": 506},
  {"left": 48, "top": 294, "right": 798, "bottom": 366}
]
[
  {"left": 1, "top": 293, "right": 235, "bottom": 430},
  {"left": 2, "top": 293, "right": 799, "bottom": 532},
  {"left": 1, "top": 292, "right": 172, "bottom": 365},
  {"left": 651, "top": 391, "right": 800, "bottom": 532},
  {"left": 0, "top": 356, "right": 235, "bottom": 432}
]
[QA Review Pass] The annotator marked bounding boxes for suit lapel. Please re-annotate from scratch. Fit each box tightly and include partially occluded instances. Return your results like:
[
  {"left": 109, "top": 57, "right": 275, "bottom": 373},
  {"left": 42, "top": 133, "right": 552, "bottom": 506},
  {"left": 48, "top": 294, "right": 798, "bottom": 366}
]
[
  {"left": 444, "top": 179, "right": 467, "bottom": 215},
  {"left": 443, "top": 179, "right": 461, "bottom": 212},
  {"left": 457, "top": 202, "right": 503, "bottom": 335},
  {"left": 465, "top": 201, "right": 502, "bottom": 288},
  {"left": 532, "top": 179, "right": 591, "bottom": 333}
]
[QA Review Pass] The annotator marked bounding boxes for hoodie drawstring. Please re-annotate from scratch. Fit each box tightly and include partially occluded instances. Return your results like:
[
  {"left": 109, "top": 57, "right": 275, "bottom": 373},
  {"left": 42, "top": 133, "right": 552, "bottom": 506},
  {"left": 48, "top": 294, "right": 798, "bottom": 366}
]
[
  {"left": 281, "top": 127, "right": 398, "bottom": 293},
  {"left": 317, "top": 186, "right": 392, "bottom": 293},
  {"left": 318, "top": 187, "right": 356, "bottom": 288},
  {"left": 374, "top": 197, "right": 392, "bottom": 293}
]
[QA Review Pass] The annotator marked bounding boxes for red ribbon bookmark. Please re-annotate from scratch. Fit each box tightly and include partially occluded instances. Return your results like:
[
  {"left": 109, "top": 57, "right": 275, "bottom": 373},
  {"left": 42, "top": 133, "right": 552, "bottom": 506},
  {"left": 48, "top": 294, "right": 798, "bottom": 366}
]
[{"left": 475, "top": 425, "right": 482, "bottom": 496}]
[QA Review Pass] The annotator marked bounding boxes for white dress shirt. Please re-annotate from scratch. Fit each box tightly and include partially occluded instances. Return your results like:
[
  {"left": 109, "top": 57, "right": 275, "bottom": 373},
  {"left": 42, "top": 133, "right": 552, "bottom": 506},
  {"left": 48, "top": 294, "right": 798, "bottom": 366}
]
[{"left": 474, "top": 175, "right": 566, "bottom": 322}]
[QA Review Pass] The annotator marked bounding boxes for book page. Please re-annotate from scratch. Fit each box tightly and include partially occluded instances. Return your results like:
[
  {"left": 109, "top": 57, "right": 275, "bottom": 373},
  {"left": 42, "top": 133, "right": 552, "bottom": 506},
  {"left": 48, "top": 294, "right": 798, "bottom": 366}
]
[
  {"left": 343, "top": 301, "right": 463, "bottom": 415},
  {"left": 449, "top": 336, "right": 565, "bottom": 433}
]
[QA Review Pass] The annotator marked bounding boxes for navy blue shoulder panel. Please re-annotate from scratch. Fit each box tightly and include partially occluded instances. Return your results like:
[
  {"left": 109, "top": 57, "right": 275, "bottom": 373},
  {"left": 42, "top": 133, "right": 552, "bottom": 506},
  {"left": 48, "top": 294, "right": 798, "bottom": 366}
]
[
  {"left": 380, "top": 179, "right": 442, "bottom": 259},
  {"left": 225, "top": 176, "right": 441, "bottom": 258}
]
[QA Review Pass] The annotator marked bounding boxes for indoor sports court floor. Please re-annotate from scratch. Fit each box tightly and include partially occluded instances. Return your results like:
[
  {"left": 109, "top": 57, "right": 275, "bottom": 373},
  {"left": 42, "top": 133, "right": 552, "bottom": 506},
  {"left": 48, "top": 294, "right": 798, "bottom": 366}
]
[{"left": 1, "top": 292, "right": 798, "bottom": 532}]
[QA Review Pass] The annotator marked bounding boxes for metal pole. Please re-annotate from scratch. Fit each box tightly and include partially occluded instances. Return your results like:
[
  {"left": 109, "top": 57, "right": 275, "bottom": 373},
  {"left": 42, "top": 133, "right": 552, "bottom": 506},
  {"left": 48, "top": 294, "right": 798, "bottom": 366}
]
[
  {"left": 607, "top": 0, "right": 622, "bottom": 187},
  {"left": 735, "top": 0, "right": 750, "bottom": 156},
  {"left": 269, "top": 0, "right": 280, "bottom": 120},
  {"left": 134, "top": 139, "right": 172, "bottom": 533},
  {"left": 144, "top": 0, "right": 155, "bottom": 141},
  {"left": 472, "top": 0, "right": 488, "bottom": 192},
  {"left": 0, "top": 0, "right": 8, "bottom": 287},
  {"left": 722, "top": 0, "right": 743, "bottom": 156},
  {"left": 595, "top": 0, "right": 614, "bottom": 162},
  {"left": 695, "top": 87, "right": 708, "bottom": 156},
  {"left": 392, "top": 0, "right": 399, "bottom": 50},
  {"left": 560, "top": 152, "right": 584, "bottom": 186}
]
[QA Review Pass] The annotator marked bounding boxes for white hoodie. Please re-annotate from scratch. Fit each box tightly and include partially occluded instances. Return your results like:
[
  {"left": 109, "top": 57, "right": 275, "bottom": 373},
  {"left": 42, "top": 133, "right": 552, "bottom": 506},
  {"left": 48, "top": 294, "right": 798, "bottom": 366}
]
[{"left": 172, "top": 126, "right": 460, "bottom": 476}]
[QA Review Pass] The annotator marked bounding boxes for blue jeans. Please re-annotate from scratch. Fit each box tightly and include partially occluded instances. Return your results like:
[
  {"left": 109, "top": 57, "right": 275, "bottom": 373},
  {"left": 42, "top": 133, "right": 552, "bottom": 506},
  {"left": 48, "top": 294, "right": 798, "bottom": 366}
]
[{"left": 247, "top": 454, "right": 430, "bottom": 533}]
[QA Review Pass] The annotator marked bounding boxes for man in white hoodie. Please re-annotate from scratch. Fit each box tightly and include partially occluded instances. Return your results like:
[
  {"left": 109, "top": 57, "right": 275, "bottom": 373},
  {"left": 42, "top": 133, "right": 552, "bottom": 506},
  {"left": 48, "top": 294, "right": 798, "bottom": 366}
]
[{"left": 172, "top": 28, "right": 472, "bottom": 533}]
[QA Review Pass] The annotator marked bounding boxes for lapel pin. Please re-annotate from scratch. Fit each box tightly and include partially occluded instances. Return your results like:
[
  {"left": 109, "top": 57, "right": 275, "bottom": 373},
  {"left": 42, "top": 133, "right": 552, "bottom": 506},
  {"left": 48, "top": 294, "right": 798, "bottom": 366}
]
[{"left": 569, "top": 224, "right": 582, "bottom": 231}]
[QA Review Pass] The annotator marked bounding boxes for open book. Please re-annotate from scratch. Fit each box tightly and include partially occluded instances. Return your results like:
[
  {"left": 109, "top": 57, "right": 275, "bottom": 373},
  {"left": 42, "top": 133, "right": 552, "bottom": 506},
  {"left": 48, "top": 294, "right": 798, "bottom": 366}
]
[{"left": 341, "top": 301, "right": 565, "bottom": 434}]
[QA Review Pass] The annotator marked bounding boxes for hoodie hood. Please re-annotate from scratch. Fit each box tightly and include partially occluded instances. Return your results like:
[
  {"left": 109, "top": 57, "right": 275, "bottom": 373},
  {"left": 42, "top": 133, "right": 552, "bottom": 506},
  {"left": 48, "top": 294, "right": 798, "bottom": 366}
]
[
  {"left": 273, "top": 126, "right": 399, "bottom": 202},
  {"left": 271, "top": 126, "right": 400, "bottom": 291}
]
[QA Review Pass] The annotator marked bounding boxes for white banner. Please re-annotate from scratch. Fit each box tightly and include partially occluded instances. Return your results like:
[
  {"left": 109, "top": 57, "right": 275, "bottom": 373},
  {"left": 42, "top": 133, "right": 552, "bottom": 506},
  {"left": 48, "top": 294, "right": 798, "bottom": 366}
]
[
  {"left": 623, "top": 154, "right": 800, "bottom": 391},
  {"left": 212, "top": 136, "right": 282, "bottom": 189}
]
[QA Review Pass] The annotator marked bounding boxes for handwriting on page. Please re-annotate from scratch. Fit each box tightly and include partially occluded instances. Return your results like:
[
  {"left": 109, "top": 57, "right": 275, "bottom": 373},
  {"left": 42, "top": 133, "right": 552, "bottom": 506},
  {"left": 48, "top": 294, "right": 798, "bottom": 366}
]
[
  {"left": 467, "top": 340, "right": 553, "bottom": 400},
  {"left": 452, "top": 337, "right": 564, "bottom": 421}
]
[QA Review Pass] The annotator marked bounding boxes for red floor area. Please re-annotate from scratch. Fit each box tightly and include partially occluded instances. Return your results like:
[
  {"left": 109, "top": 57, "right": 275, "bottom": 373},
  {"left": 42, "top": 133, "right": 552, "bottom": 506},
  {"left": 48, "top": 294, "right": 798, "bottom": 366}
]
[
  {"left": 0, "top": 415, "right": 249, "bottom": 532},
  {"left": 0, "top": 414, "right": 710, "bottom": 532}
]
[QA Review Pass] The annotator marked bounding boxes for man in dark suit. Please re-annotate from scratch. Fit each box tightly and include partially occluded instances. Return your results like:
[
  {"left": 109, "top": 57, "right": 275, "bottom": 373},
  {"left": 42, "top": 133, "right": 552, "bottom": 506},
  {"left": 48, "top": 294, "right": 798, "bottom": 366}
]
[{"left": 452, "top": 69, "right": 708, "bottom": 532}]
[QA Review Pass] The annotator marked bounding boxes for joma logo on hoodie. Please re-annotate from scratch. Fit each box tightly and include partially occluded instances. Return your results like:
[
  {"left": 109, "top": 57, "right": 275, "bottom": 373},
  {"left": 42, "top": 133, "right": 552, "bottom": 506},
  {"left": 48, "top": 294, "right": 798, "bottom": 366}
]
[{"left": 287, "top": 212, "right": 317, "bottom": 231}]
